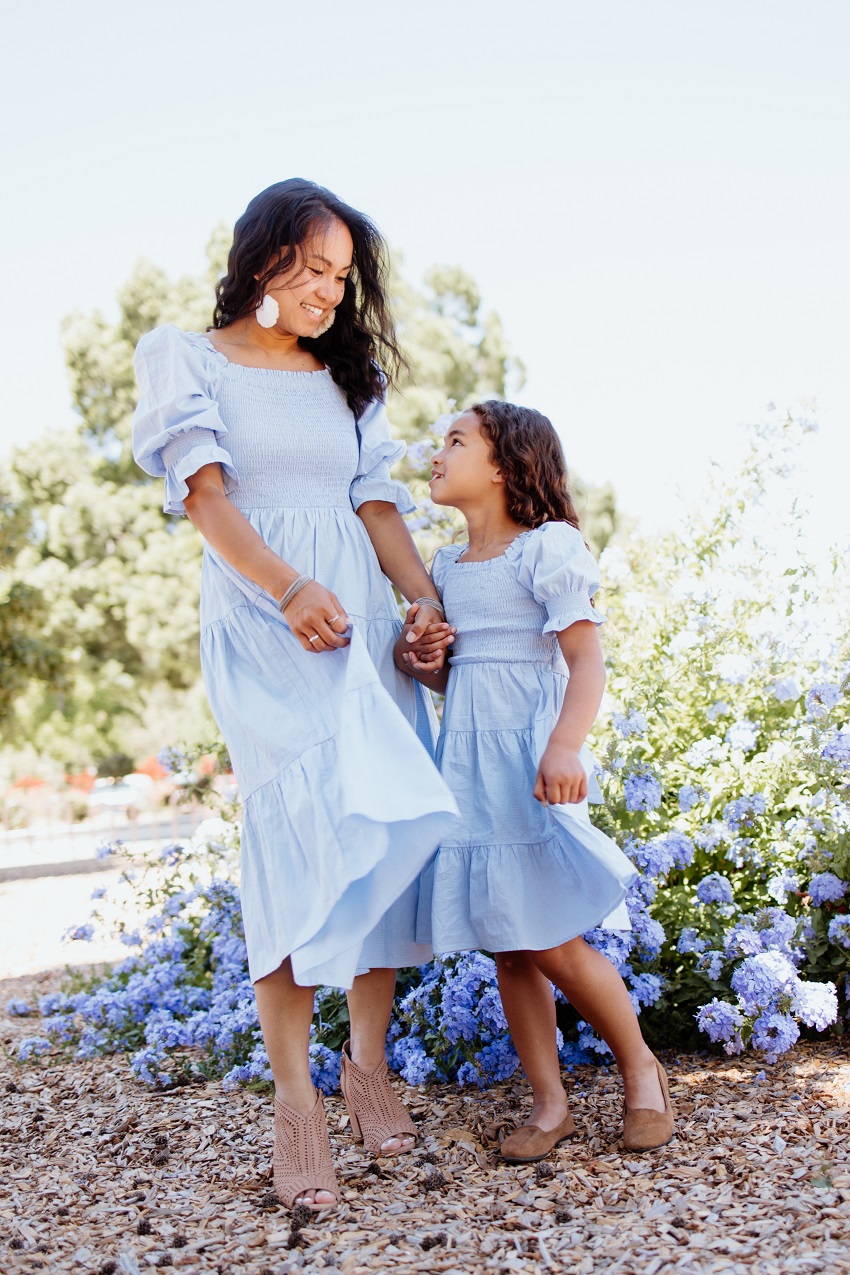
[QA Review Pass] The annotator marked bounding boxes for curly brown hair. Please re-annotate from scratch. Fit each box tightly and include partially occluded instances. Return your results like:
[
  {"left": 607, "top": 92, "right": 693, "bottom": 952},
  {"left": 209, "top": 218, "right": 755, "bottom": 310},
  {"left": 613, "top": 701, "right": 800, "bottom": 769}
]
[{"left": 470, "top": 401, "right": 581, "bottom": 530}]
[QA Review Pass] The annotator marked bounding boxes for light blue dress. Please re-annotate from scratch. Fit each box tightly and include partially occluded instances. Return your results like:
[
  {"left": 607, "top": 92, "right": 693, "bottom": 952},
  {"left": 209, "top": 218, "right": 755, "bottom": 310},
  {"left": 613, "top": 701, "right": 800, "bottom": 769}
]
[
  {"left": 422, "top": 523, "right": 637, "bottom": 954},
  {"left": 132, "top": 325, "right": 458, "bottom": 989}
]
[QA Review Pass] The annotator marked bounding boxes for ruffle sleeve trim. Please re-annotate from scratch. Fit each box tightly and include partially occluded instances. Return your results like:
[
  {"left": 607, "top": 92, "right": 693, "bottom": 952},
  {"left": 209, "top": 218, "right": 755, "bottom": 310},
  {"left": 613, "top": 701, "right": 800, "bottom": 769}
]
[
  {"left": 132, "top": 325, "right": 238, "bottom": 515},
  {"left": 515, "top": 522, "right": 604, "bottom": 631},
  {"left": 349, "top": 396, "right": 416, "bottom": 515},
  {"left": 163, "top": 445, "right": 240, "bottom": 516}
]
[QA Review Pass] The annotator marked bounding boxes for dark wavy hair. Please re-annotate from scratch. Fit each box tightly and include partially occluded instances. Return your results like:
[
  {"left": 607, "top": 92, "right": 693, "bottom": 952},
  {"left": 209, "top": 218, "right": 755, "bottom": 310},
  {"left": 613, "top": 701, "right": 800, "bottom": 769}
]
[
  {"left": 470, "top": 400, "right": 581, "bottom": 530},
  {"left": 212, "top": 179, "right": 406, "bottom": 421}
]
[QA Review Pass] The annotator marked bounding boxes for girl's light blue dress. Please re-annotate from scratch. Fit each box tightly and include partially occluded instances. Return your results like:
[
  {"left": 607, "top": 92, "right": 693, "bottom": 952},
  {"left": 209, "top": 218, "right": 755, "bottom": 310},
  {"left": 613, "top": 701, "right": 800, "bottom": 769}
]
[
  {"left": 132, "top": 325, "right": 458, "bottom": 989},
  {"left": 422, "top": 523, "right": 636, "bottom": 954}
]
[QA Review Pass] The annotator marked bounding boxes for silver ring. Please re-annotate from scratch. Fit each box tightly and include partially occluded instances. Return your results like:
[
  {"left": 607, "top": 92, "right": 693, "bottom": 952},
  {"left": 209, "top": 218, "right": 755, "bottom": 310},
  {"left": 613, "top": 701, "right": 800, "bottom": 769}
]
[
  {"left": 309, "top": 635, "right": 320, "bottom": 644},
  {"left": 328, "top": 613, "right": 339, "bottom": 623}
]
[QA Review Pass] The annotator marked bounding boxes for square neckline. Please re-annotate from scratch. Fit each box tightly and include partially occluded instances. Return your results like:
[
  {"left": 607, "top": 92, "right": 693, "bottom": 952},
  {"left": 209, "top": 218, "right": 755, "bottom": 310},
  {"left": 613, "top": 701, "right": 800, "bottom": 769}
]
[{"left": 194, "top": 331, "right": 331, "bottom": 376}]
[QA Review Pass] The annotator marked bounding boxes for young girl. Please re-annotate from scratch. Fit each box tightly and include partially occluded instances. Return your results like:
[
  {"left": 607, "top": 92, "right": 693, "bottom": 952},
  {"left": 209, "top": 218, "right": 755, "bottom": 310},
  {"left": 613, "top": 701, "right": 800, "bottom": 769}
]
[{"left": 396, "top": 401, "right": 674, "bottom": 1159}]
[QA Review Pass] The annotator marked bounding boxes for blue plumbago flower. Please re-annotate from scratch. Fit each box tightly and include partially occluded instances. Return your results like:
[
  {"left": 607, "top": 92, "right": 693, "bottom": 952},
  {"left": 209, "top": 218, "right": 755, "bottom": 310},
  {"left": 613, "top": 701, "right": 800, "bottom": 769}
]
[
  {"left": 750, "top": 1012, "right": 799, "bottom": 1058},
  {"left": 42, "top": 1015, "right": 76, "bottom": 1042},
  {"left": 791, "top": 980, "right": 838, "bottom": 1031},
  {"left": 6, "top": 999, "right": 33, "bottom": 1017},
  {"left": 723, "top": 793, "right": 767, "bottom": 830},
  {"left": 808, "top": 872, "right": 847, "bottom": 905},
  {"left": 38, "top": 992, "right": 73, "bottom": 1016},
  {"left": 696, "top": 873, "right": 735, "bottom": 906},
  {"left": 677, "top": 928, "right": 708, "bottom": 955},
  {"left": 695, "top": 820, "right": 730, "bottom": 851},
  {"left": 821, "top": 729, "right": 850, "bottom": 768},
  {"left": 632, "top": 830, "right": 695, "bottom": 877},
  {"left": 805, "top": 683, "right": 842, "bottom": 719},
  {"left": 730, "top": 951, "right": 798, "bottom": 1015},
  {"left": 612, "top": 710, "right": 649, "bottom": 739},
  {"left": 160, "top": 842, "right": 184, "bottom": 865},
  {"left": 576, "top": 1020, "right": 613, "bottom": 1058},
  {"left": 678, "top": 784, "right": 708, "bottom": 812},
  {"left": 706, "top": 701, "right": 731, "bottom": 722},
  {"left": 389, "top": 1033, "right": 439, "bottom": 1086},
  {"left": 772, "top": 675, "right": 802, "bottom": 703},
  {"left": 827, "top": 915, "right": 850, "bottom": 950},
  {"left": 628, "top": 972, "right": 664, "bottom": 1006},
  {"left": 16, "top": 1037, "right": 52, "bottom": 1061},
  {"left": 95, "top": 839, "right": 123, "bottom": 861},
  {"left": 716, "top": 653, "right": 752, "bottom": 685},
  {"left": 90, "top": 886, "right": 108, "bottom": 901},
  {"left": 130, "top": 1045, "right": 174, "bottom": 1087},
  {"left": 684, "top": 736, "right": 726, "bottom": 768},
  {"left": 65, "top": 923, "right": 95, "bottom": 942},
  {"left": 725, "top": 720, "right": 759, "bottom": 752},
  {"left": 309, "top": 1043, "right": 342, "bottom": 1095},
  {"left": 156, "top": 746, "right": 187, "bottom": 776},
  {"left": 767, "top": 869, "right": 800, "bottom": 904},
  {"left": 696, "top": 999, "right": 746, "bottom": 1053},
  {"left": 724, "top": 909, "right": 802, "bottom": 962},
  {"left": 624, "top": 768, "right": 663, "bottom": 812},
  {"left": 697, "top": 950, "right": 726, "bottom": 980}
]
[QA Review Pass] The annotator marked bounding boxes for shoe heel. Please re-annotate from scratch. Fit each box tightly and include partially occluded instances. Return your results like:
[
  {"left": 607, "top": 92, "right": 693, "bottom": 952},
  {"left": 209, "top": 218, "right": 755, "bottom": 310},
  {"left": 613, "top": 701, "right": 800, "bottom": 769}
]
[{"left": 347, "top": 1107, "right": 363, "bottom": 1143}]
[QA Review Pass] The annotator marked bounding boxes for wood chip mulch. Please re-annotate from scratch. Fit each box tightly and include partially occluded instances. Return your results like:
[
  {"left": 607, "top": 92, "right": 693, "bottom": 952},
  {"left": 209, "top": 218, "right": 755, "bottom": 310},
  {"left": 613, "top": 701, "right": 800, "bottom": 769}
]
[{"left": 2, "top": 968, "right": 849, "bottom": 1275}]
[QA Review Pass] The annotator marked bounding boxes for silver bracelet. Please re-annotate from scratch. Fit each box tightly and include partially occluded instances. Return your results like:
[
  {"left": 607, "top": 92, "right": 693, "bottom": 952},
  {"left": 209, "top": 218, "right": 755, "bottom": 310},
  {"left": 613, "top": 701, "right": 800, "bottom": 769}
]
[
  {"left": 412, "top": 596, "right": 446, "bottom": 620},
  {"left": 278, "top": 575, "right": 313, "bottom": 614}
]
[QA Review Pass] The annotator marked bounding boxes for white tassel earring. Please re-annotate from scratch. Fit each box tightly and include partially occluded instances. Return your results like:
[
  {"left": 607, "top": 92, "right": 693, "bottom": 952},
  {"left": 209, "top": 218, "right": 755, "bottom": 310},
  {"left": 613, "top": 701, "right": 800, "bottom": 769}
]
[{"left": 256, "top": 294, "right": 280, "bottom": 329}]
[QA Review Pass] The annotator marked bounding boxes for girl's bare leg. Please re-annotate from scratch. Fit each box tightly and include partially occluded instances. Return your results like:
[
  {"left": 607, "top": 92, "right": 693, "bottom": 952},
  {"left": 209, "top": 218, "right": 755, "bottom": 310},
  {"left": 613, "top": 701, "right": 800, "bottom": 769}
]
[
  {"left": 253, "top": 958, "right": 335, "bottom": 1208},
  {"left": 494, "top": 950, "right": 570, "bottom": 1131},
  {"left": 531, "top": 937, "right": 665, "bottom": 1112},
  {"left": 346, "top": 967, "right": 414, "bottom": 1153}
]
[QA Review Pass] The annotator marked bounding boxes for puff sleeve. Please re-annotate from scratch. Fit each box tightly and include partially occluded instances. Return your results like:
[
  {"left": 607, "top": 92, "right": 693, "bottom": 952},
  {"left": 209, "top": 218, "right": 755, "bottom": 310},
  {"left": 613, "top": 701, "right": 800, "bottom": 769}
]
[
  {"left": 516, "top": 522, "right": 605, "bottom": 633},
  {"left": 132, "top": 325, "right": 239, "bottom": 515},
  {"left": 349, "top": 394, "right": 416, "bottom": 515}
]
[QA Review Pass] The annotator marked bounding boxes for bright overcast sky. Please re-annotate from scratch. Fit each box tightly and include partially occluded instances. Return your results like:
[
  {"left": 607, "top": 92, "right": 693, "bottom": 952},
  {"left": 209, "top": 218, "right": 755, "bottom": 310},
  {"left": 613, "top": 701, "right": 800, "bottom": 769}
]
[{"left": 3, "top": 0, "right": 848, "bottom": 553}]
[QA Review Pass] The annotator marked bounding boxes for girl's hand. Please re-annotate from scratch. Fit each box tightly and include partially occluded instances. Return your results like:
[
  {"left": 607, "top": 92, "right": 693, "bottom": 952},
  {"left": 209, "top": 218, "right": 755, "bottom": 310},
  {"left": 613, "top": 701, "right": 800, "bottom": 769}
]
[
  {"left": 533, "top": 740, "right": 587, "bottom": 805},
  {"left": 401, "top": 603, "right": 455, "bottom": 673},
  {"left": 283, "top": 581, "right": 351, "bottom": 653}
]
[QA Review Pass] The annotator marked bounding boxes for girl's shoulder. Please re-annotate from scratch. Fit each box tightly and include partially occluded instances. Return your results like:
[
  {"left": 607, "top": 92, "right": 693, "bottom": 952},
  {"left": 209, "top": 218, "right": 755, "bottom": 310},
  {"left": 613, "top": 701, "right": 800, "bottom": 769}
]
[
  {"left": 509, "top": 521, "right": 590, "bottom": 570},
  {"left": 431, "top": 541, "right": 465, "bottom": 589}
]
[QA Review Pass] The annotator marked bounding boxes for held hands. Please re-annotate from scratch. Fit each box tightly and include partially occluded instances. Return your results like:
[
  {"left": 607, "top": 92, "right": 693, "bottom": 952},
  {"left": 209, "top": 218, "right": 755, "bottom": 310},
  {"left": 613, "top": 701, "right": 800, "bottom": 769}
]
[
  {"left": 533, "top": 738, "right": 588, "bottom": 806},
  {"left": 283, "top": 581, "right": 351, "bottom": 653},
  {"left": 398, "top": 602, "right": 456, "bottom": 674}
]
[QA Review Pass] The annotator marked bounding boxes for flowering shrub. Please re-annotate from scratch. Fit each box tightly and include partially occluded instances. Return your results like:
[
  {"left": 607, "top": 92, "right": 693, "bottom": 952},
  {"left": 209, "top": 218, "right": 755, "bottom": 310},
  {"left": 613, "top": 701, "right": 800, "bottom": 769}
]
[{"left": 13, "top": 410, "right": 848, "bottom": 1085}]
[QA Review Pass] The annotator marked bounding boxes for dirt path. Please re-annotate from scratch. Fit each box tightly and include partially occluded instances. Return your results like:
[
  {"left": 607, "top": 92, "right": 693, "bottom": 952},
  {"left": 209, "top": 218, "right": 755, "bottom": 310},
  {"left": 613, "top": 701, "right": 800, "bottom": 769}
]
[{"left": 2, "top": 967, "right": 849, "bottom": 1275}]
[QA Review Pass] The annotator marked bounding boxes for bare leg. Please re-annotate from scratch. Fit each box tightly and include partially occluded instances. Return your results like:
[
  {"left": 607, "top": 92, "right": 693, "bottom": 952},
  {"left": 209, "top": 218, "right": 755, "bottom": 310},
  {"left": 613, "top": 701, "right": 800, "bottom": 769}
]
[
  {"left": 532, "top": 937, "right": 665, "bottom": 1112},
  {"left": 346, "top": 967, "right": 413, "bottom": 1153},
  {"left": 253, "top": 958, "right": 335, "bottom": 1208},
  {"left": 494, "top": 951, "right": 570, "bottom": 1131}
]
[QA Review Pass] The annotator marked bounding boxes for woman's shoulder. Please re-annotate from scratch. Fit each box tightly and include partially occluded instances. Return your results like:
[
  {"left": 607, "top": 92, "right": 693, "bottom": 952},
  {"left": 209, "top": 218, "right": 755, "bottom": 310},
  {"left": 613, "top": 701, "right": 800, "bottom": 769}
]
[{"left": 136, "top": 324, "right": 225, "bottom": 368}]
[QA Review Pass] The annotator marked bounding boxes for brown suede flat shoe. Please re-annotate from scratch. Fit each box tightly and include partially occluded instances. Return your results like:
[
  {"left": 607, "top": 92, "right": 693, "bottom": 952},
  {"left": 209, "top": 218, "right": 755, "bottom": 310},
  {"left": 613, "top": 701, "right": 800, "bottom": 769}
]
[
  {"left": 622, "top": 1057, "right": 675, "bottom": 1152},
  {"left": 499, "top": 1111, "right": 577, "bottom": 1163}
]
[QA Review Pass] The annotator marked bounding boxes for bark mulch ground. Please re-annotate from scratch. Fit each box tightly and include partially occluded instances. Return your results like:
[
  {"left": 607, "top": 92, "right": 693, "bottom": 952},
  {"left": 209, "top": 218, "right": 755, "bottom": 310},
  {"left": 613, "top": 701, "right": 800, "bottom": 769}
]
[{"left": 1, "top": 968, "right": 848, "bottom": 1275}]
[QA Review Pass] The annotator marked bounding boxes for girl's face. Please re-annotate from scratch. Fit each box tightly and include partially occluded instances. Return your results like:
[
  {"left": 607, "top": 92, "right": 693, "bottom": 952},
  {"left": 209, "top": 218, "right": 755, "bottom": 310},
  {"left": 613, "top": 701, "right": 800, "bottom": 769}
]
[
  {"left": 262, "top": 217, "right": 353, "bottom": 337},
  {"left": 429, "top": 411, "right": 503, "bottom": 509}
]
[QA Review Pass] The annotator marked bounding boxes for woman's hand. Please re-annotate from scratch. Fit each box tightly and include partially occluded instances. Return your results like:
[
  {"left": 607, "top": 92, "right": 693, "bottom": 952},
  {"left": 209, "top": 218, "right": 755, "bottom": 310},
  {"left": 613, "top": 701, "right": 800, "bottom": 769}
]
[
  {"left": 533, "top": 740, "right": 587, "bottom": 806},
  {"left": 283, "top": 581, "right": 350, "bottom": 652}
]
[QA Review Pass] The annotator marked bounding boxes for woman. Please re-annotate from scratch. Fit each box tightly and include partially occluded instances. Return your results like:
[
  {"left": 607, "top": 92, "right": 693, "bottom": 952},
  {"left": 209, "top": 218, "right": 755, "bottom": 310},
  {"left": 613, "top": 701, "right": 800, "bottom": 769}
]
[{"left": 132, "top": 179, "right": 458, "bottom": 1210}]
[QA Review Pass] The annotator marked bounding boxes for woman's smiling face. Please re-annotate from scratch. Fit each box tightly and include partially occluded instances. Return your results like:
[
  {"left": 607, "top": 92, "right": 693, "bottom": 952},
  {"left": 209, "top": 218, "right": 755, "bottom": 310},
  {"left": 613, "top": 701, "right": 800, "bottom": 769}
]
[
  {"left": 263, "top": 217, "right": 353, "bottom": 337},
  {"left": 429, "top": 410, "right": 502, "bottom": 508}
]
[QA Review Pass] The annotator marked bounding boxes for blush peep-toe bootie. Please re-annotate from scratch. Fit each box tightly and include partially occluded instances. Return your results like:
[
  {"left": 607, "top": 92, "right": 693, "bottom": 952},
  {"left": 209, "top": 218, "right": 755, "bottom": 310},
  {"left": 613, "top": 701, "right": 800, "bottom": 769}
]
[
  {"left": 273, "top": 1090, "right": 339, "bottom": 1211},
  {"left": 622, "top": 1057, "right": 675, "bottom": 1152},
  {"left": 499, "top": 1110, "right": 577, "bottom": 1163},
  {"left": 340, "top": 1040, "right": 417, "bottom": 1156}
]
